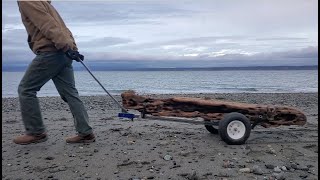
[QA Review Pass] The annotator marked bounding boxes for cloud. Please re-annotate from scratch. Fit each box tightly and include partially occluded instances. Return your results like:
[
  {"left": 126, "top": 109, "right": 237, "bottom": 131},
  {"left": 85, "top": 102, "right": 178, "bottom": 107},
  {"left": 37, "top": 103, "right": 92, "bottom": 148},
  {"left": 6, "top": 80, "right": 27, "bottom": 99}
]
[
  {"left": 2, "top": 29, "right": 28, "bottom": 49},
  {"left": 2, "top": 48, "right": 34, "bottom": 62},
  {"left": 2, "top": 46, "right": 318, "bottom": 68},
  {"left": 255, "top": 37, "right": 309, "bottom": 41},
  {"left": 2, "top": 0, "right": 318, "bottom": 67},
  {"left": 53, "top": 1, "right": 197, "bottom": 26},
  {"left": 80, "top": 45, "right": 318, "bottom": 62},
  {"left": 77, "top": 37, "right": 132, "bottom": 47},
  {"left": 270, "top": 46, "right": 318, "bottom": 59}
]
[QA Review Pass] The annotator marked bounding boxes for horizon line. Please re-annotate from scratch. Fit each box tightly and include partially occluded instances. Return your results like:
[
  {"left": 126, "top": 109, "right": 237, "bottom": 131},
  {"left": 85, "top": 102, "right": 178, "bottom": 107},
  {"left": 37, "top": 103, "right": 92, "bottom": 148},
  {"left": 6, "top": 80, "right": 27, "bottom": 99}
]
[{"left": 2, "top": 65, "right": 318, "bottom": 72}]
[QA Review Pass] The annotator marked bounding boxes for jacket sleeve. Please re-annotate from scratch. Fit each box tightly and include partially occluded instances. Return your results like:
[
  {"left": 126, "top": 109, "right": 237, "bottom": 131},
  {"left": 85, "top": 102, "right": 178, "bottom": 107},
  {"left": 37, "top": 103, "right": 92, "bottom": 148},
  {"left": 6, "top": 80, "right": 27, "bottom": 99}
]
[{"left": 18, "top": 1, "right": 73, "bottom": 51}]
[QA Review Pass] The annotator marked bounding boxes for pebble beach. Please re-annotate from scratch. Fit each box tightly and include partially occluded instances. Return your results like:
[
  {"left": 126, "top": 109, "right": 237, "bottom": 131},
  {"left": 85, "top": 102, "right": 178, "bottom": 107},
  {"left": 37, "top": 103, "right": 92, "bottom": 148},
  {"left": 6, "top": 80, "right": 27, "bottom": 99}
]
[{"left": 2, "top": 93, "right": 318, "bottom": 180}]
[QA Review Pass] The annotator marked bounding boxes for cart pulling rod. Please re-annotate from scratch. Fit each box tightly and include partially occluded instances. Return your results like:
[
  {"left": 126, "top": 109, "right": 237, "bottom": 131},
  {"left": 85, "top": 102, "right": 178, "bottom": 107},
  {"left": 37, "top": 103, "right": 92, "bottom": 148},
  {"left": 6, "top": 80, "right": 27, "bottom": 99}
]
[
  {"left": 79, "top": 59, "right": 137, "bottom": 120},
  {"left": 142, "top": 114, "right": 219, "bottom": 126}
]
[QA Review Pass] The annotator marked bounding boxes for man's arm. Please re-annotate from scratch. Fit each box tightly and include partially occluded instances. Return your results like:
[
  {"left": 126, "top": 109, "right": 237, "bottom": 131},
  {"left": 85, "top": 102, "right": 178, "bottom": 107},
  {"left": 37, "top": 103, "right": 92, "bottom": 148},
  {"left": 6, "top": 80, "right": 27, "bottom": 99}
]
[{"left": 18, "top": 1, "right": 73, "bottom": 51}]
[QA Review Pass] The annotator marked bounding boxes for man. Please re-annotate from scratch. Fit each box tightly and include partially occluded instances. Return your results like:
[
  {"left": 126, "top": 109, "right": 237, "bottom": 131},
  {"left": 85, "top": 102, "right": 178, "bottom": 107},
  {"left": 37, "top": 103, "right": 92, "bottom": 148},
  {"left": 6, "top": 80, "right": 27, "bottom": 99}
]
[{"left": 13, "top": 0, "right": 95, "bottom": 145}]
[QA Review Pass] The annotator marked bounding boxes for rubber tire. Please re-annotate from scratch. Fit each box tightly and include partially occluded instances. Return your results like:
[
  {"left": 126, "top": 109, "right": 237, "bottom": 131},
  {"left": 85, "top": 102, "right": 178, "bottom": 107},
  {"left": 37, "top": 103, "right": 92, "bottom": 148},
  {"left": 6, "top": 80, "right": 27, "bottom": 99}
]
[
  {"left": 205, "top": 125, "right": 219, "bottom": 134},
  {"left": 218, "top": 112, "right": 251, "bottom": 145}
]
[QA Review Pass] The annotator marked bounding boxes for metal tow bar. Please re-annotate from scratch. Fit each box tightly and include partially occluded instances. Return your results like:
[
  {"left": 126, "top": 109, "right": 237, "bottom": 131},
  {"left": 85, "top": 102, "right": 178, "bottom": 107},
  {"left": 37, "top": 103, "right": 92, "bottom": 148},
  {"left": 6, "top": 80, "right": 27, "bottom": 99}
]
[
  {"left": 78, "top": 59, "right": 136, "bottom": 120},
  {"left": 142, "top": 114, "right": 219, "bottom": 126}
]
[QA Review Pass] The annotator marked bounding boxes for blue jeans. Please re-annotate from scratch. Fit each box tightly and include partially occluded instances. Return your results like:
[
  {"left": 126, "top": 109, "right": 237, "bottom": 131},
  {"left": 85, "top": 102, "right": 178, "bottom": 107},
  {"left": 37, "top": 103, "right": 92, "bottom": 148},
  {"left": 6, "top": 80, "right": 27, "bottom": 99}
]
[{"left": 18, "top": 51, "right": 93, "bottom": 136}]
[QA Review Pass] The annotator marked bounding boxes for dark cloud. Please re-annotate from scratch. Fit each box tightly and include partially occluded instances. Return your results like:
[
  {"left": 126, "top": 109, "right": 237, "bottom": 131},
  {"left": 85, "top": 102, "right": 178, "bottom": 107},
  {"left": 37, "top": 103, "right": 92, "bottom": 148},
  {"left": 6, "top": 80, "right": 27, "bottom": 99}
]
[
  {"left": 3, "top": 46, "right": 318, "bottom": 67},
  {"left": 76, "top": 46, "right": 319, "bottom": 65},
  {"left": 209, "top": 46, "right": 318, "bottom": 66},
  {"left": 271, "top": 46, "right": 318, "bottom": 59}
]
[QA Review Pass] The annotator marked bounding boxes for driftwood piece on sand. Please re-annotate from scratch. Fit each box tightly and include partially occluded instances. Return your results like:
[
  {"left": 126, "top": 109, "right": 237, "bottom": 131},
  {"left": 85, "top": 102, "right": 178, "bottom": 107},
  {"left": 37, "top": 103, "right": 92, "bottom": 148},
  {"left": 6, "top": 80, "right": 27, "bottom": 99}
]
[{"left": 121, "top": 91, "right": 306, "bottom": 128}]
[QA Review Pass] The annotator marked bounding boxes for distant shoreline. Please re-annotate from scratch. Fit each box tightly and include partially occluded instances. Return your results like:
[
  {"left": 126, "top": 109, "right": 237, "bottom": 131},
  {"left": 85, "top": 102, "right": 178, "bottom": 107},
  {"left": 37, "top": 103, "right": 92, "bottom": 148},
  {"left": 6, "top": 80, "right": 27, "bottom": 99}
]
[
  {"left": 86, "top": 65, "right": 319, "bottom": 71},
  {"left": 2, "top": 65, "right": 318, "bottom": 72}
]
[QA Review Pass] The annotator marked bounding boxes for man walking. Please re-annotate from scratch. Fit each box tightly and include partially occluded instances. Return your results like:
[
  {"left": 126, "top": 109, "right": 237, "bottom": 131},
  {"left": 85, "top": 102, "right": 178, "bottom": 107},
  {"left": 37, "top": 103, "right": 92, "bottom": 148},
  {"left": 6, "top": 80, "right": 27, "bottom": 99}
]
[{"left": 13, "top": 0, "right": 95, "bottom": 144}]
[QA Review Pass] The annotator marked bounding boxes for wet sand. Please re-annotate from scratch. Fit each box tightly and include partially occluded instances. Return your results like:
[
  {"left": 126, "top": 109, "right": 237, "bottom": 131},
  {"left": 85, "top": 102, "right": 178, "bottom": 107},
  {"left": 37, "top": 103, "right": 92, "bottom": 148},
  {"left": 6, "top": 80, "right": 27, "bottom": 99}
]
[{"left": 2, "top": 93, "right": 318, "bottom": 180}]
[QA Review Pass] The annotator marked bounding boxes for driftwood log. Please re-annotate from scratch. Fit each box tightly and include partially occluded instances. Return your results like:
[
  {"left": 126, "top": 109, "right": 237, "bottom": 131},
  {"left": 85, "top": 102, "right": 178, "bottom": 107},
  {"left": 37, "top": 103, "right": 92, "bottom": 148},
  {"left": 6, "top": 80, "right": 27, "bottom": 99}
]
[{"left": 121, "top": 91, "right": 307, "bottom": 128}]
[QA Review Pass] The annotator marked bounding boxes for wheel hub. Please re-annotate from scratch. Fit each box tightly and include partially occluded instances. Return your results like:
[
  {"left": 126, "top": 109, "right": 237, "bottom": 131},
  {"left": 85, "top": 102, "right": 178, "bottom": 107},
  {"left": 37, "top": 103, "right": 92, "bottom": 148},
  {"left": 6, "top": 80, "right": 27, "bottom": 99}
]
[{"left": 227, "top": 120, "right": 246, "bottom": 140}]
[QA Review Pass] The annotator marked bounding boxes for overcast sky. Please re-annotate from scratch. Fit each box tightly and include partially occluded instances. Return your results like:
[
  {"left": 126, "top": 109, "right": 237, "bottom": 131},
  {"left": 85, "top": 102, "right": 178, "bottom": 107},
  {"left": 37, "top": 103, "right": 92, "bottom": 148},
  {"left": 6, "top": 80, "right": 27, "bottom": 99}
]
[{"left": 2, "top": 0, "right": 318, "bottom": 67}]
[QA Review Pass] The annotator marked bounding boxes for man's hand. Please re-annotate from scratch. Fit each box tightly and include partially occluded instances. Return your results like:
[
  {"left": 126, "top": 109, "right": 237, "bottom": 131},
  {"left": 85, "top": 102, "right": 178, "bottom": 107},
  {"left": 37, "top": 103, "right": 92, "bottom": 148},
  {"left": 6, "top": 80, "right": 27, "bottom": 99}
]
[{"left": 65, "top": 49, "right": 84, "bottom": 62}]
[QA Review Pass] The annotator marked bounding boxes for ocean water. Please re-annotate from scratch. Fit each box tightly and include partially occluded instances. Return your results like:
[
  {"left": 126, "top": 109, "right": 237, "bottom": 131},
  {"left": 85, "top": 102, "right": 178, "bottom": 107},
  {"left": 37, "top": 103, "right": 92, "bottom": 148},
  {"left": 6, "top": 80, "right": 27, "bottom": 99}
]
[{"left": 2, "top": 70, "right": 318, "bottom": 97}]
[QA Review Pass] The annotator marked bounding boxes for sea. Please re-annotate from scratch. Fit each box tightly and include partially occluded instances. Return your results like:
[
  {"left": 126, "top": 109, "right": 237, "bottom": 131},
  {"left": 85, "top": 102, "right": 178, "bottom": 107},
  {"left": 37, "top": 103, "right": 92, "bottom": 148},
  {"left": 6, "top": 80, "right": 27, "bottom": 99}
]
[{"left": 2, "top": 70, "right": 318, "bottom": 98}]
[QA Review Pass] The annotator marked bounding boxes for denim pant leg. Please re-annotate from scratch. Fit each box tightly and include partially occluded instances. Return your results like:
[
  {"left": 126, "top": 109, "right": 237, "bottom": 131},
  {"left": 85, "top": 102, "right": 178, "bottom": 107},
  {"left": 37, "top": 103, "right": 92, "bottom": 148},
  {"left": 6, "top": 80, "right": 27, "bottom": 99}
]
[
  {"left": 18, "top": 52, "right": 67, "bottom": 135},
  {"left": 52, "top": 60, "right": 93, "bottom": 136}
]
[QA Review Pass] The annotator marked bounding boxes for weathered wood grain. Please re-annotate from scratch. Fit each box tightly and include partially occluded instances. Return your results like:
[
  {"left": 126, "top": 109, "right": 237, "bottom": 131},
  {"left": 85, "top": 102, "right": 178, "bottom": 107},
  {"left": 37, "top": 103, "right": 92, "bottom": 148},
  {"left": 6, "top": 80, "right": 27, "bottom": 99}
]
[{"left": 121, "top": 91, "right": 307, "bottom": 128}]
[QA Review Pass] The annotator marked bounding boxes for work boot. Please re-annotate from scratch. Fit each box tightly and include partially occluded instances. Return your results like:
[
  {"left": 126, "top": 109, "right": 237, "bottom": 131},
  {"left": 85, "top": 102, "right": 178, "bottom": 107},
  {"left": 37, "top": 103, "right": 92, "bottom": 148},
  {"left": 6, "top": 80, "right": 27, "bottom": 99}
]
[
  {"left": 13, "top": 133, "right": 48, "bottom": 145},
  {"left": 66, "top": 133, "right": 95, "bottom": 143}
]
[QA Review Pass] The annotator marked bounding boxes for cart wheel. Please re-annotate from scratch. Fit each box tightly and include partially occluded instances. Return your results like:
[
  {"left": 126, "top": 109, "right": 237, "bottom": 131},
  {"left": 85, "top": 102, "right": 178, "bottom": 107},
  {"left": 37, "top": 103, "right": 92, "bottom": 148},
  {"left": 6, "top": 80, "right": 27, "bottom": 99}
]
[
  {"left": 205, "top": 125, "right": 219, "bottom": 134},
  {"left": 219, "top": 112, "right": 251, "bottom": 145}
]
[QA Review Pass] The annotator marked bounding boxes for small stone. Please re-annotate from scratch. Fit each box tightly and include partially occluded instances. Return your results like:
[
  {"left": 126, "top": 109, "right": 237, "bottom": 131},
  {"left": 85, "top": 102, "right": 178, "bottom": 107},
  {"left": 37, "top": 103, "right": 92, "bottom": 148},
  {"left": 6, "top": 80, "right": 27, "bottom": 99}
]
[
  {"left": 267, "top": 149, "right": 276, "bottom": 154},
  {"left": 93, "top": 149, "right": 99, "bottom": 153},
  {"left": 130, "top": 178, "right": 140, "bottom": 180},
  {"left": 284, "top": 164, "right": 292, "bottom": 170},
  {"left": 239, "top": 168, "right": 251, "bottom": 173},
  {"left": 290, "top": 163, "right": 298, "bottom": 169},
  {"left": 299, "top": 174, "right": 308, "bottom": 179},
  {"left": 218, "top": 170, "right": 231, "bottom": 177},
  {"left": 159, "top": 141, "right": 169, "bottom": 146},
  {"left": 179, "top": 151, "right": 190, "bottom": 157},
  {"left": 274, "top": 166, "right": 282, "bottom": 173},
  {"left": 265, "top": 164, "right": 275, "bottom": 169},
  {"left": 48, "top": 175, "right": 54, "bottom": 178},
  {"left": 45, "top": 156, "right": 55, "bottom": 160},
  {"left": 281, "top": 166, "right": 287, "bottom": 171},
  {"left": 223, "top": 160, "right": 235, "bottom": 168},
  {"left": 178, "top": 173, "right": 189, "bottom": 177},
  {"left": 187, "top": 171, "right": 199, "bottom": 179},
  {"left": 127, "top": 141, "right": 135, "bottom": 145},
  {"left": 164, "top": 155, "right": 172, "bottom": 161},
  {"left": 297, "top": 165, "right": 309, "bottom": 171},
  {"left": 252, "top": 165, "right": 264, "bottom": 175},
  {"left": 272, "top": 172, "right": 285, "bottom": 180}
]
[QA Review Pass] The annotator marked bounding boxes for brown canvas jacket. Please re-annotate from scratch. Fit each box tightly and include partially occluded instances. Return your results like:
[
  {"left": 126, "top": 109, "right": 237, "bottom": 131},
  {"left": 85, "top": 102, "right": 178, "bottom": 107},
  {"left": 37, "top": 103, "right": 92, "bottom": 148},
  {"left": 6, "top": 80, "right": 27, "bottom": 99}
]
[{"left": 17, "top": 0, "right": 78, "bottom": 54}]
